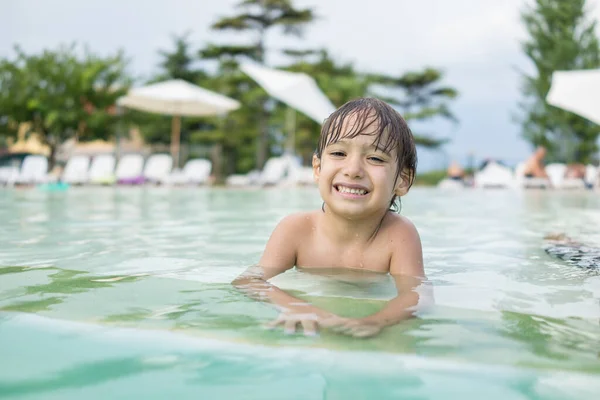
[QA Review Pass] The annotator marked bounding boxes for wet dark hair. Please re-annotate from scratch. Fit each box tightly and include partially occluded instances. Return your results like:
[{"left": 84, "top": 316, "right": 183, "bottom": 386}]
[{"left": 315, "top": 97, "right": 417, "bottom": 211}]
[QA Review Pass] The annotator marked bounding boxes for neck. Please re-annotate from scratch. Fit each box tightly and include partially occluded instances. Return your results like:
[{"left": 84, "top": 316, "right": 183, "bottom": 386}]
[{"left": 319, "top": 206, "right": 389, "bottom": 244}]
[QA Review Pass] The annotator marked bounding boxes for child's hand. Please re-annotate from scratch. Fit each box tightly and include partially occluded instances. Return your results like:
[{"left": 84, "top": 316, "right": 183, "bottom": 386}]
[
  {"left": 320, "top": 316, "right": 383, "bottom": 338},
  {"left": 266, "top": 308, "right": 330, "bottom": 337}
]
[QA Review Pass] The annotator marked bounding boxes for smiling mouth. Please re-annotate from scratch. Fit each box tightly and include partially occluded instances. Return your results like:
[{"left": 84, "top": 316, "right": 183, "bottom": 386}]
[{"left": 335, "top": 185, "right": 369, "bottom": 195}]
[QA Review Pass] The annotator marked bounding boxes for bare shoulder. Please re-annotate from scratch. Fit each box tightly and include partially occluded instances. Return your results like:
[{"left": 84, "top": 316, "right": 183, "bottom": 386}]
[
  {"left": 267, "top": 211, "right": 319, "bottom": 247},
  {"left": 258, "top": 211, "right": 319, "bottom": 273},
  {"left": 275, "top": 211, "right": 318, "bottom": 234},
  {"left": 381, "top": 213, "right": 424, "bottom": 276},
  {"left": 381, "top": 212, "right": 420, "bottom": 240}
]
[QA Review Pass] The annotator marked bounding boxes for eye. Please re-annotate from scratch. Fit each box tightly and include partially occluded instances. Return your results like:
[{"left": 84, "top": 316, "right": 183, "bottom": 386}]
[
  {"left": 329, "top": 151, "right": 345, "bottom": 157},
  {"left": 368, "top": 156, "right": 385, "bottom": 163}
]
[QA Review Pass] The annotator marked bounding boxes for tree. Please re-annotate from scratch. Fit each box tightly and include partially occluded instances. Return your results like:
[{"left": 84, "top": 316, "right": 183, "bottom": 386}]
[
  {"left": 281, "top": 49, "right": 372, "bottom": 163},
  {"left": 519, "top": 0, "right": 600, "bottom": 163},
  {"left": 204, "top": 0, "right": 316, "bottom": 169},
  {"left": 134, "top": 33, "right": 209, "bottom": 147},
  {"left": 155, "top": 32, "right": 206, "bottom": 83},
  {"left": 373, "top": 68, "right": 459, "bottom": 148},
  {"left": 0, "top": 45, "right": 131, "bottom": 168},
  {"left": 186, "top": 58, "right": 266, "bottom": 180}
]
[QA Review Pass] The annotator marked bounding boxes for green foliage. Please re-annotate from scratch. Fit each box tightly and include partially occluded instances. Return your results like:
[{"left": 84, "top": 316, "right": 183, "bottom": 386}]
[
  {"left": 414, "top": 169, "right": 447, "bottom": 186},
  {"left": 155, "top": 32, "right": 207, "bottom": 83},
  {"left": 0, "top": 44, "right": 131, "bottom": 167},
  {"left": 203, "top": 0, "right": 317, "bottom": 169},
  {"left": 372, "top": 68, "right": 459, "bottom": 148},
  {"left": 519, "top": 0, "right": 600, "bottom": 163},
  {"left": 280, "top": 49, "right": 372, "bottom": 163},
  {"left": 134, "top": 33, "right": 211, "bottom": 149}
]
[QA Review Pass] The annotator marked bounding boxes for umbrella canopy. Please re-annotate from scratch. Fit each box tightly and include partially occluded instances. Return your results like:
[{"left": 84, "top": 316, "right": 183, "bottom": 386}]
[
  {"left": 546, "top": 69, "right": 600, "bottom": 125},
  {"left": 240, "top": 62, "right": 335, "bottom": 124},
  {"left": 117, "top": 79, "right": 240, "bottom": 167}
]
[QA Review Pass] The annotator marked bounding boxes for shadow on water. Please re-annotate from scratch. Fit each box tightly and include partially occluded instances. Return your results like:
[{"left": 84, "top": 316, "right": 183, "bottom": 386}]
[{"left": 0, "top": 357, "right": 170, "bottom": 397}]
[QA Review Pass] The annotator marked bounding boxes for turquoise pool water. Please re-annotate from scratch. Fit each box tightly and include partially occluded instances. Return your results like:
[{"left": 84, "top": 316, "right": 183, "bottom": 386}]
[{"left": 1, "top": 187, "right": 600, "bottom": 399}]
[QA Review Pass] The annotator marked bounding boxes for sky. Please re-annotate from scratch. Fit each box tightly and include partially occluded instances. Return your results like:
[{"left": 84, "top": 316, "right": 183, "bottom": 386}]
[{"left": 3, "top": 0, "right": 599, "bottom": 170}]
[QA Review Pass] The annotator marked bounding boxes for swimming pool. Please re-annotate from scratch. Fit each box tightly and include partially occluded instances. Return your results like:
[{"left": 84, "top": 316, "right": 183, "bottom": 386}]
[{"left": 1, "top": 187, "right": 599, "bottom": 399}]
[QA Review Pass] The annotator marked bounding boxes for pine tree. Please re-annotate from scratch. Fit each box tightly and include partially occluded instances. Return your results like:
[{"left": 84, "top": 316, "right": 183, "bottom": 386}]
[{"left": 202, "top": 0, "right": 315, "bottom": 169}]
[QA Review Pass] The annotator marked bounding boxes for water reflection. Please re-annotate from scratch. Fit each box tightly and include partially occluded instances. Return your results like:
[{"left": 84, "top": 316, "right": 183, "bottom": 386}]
[
  {"left": 2, "top": 187, "right": 600, "bottom": 379},
  {"left": 1, "top": 264, "right": 600, "bottom": 374}
]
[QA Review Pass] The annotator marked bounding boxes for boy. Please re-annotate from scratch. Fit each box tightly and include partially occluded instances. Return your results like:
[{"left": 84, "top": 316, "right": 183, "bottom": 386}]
[{"left": 233, "top": 98, "right": 428, "bottom": 337}]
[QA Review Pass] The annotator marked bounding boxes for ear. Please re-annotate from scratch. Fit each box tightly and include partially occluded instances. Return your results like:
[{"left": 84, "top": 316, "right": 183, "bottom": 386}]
[
  {"left": 312, "top": 154, "right": 321, "bottom": 183},
  {"left": 394, "top": 172, "right": 410, "bottom": 197}
]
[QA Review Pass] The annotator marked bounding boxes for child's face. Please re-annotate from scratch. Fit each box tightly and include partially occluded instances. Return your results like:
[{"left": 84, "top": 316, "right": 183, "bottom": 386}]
[{"left": 313, "top": 122, "right": 408, "bottom": 219}]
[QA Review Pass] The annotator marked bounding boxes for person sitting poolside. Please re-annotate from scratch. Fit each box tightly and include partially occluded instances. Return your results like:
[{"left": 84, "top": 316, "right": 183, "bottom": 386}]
[
  {"left": 232, "top": 97, "right": 429, "bottom": 338},
  {"left": 522, "top": 146, "right": 550, "bottom": 180},
  {"left": 446, "top": 161, "right": 465, "bottom": 181}
]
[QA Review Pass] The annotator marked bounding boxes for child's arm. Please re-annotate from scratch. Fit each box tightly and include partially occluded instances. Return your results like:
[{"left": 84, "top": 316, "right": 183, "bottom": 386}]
[
  {"left": 231, "top": 214, "right": 334, "bottom": 335},
  {"left": 322, "top": 219, "right": 430, "bottom": 337}
]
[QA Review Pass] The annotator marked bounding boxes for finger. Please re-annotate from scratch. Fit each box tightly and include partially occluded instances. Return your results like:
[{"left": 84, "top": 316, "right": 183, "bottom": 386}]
[
  {"left": 351, "top": 328, "right": 378, "bottom": 338},
  {"left": 319, "top": 316, "right": 346, "bottom": 328},
  {"left": 350, "top": 326, "right": 380, "bottom": 338},
  {"left": 301, "top": 320, "right": 318, "bottom": 337},
  {"left": 332, "top": 324, "right": 354, "bottom": 334},
  {"left": 332, "top": 320, "right": 357, "bottom": 333},
  {"left": 264, "top": 316, "right": 284, "bottom": 329},
  {"left": 284, "top": 319, "right": 298, "bottom": 335}
]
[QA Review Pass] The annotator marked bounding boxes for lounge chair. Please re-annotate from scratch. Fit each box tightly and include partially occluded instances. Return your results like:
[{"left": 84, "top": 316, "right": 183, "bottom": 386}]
[
  {"left": 585, "top": 165, "right": 598, "bottom": 188},
  {"left": 161, "top": 158, "right": 212, "bottom": 186},
  {"left": 0, "top": 166, "right": 20, "bottom": 186},
  {"left": 226, "top": 170, "right": 261, "bottom": 187},
  {"left": 88, "top": 154, "right": 116, "bottom": 185},
  {"left": 437, "top": 178, "right": 465, "bottom": 190},
  {"left": 143, "top": 154, "right": 173, "bottom": 184},
  {"left": 116, "top": 154, "right": 145, "bottom": 184},
  {"left": 14, "top": 155, "right": 49, "bottom": 185},
  {"left": 62, "top": 155, "right": 91, "bottom": 185},
  {"left": 515, "top": 162, "right": 551, "bottom": 189},
  {"left": 474, "top": 161, "right": 514, "bottom": 189},
  {"left": 225, "top": 155, "right": 301, "bottom": 187},
  {"left": 545, "top": 163, "right": 586, "bottom": 190},
  {"left": 284, "top": 165, "right": 315, "bottom": 186}
]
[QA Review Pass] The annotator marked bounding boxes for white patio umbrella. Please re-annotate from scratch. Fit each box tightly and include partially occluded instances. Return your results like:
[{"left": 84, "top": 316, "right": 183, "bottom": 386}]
[
  {"left": 546, "top": 69, "right": 600, "bottom": 125},
  {"left": 240, "top": 62, "right": 335, "bottom": 153},
  {"left": 117, "top": 79, "right": 240, "bottom": 167}
]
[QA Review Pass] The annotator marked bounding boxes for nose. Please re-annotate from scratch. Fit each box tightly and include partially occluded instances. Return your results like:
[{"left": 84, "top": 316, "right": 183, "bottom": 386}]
[{"left": 342, "top": 154, "right": 364, "bottom": 179}]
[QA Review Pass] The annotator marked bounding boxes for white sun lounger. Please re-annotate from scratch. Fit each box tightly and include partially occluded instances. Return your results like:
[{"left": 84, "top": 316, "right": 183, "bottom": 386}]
[
  {"left": 143, "top": 154, "right": 173, "bottom": 184},
  {"left": 88, "top": 154, "right": 116, "bottom": 185},
  {"left": 474, "top": 162, "right": 514, "bottom": 189},
  {"left": 0, "top": 166, "right": 20, "bottom": 186},
  {"left": 585, "top": 165, "right": 598, "bottom": 188},
  {"left": 226, "top": 170, "right": 261, "bottom": 187},
  {"left": 116, "top": 154, "right": 145, "bottom": 184},
  {"left": 14, "top": 155, "right": 49, "bottom": 185},
  {"left": 515, "top": 162, "right": 551, "bottom": 189},
  {"left": 437, "top": 178, "right": 465, "bottom": 190},
  {"left": 545, "top": 163, "right": 586, "bottom": 190},
  {"left": 161, "top": 158, "right": 212, "bottom": 185},
  {"left": 62, "top": 155, "right": 91, "bottom": 185}
]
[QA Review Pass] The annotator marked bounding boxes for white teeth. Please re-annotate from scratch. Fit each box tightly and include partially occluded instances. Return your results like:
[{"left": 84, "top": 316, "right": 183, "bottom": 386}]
[{"left": 337, "top": 185, "right": 367, "bottom": 195}]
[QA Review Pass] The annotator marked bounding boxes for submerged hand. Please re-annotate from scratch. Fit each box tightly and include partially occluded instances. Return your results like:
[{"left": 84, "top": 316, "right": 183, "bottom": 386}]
[
  {"left": 266, "top": 310, "right": 323, "bottom": 337},
  {"left": 320, "top": 316, "right": 383, "bottom": 338}
]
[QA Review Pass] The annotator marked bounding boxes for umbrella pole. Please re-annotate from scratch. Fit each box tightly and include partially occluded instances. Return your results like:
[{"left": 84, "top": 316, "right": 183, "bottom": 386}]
[
  {"left": 171, "top": 115, "right": 181, "bottom": 168},
  {"left": 285, "top": 107, "right": 296, "bottom": 155}
]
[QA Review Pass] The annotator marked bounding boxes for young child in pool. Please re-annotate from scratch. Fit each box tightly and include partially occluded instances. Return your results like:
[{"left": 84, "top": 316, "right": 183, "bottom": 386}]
[{"left": 232, "top": 97, "right": 427, "bottom": 337}]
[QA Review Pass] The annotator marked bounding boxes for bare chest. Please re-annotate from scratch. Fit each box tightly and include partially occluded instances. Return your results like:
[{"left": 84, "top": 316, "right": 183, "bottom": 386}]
[{"left": 296, "top": 235, "right": 392, "bottom": 273}]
